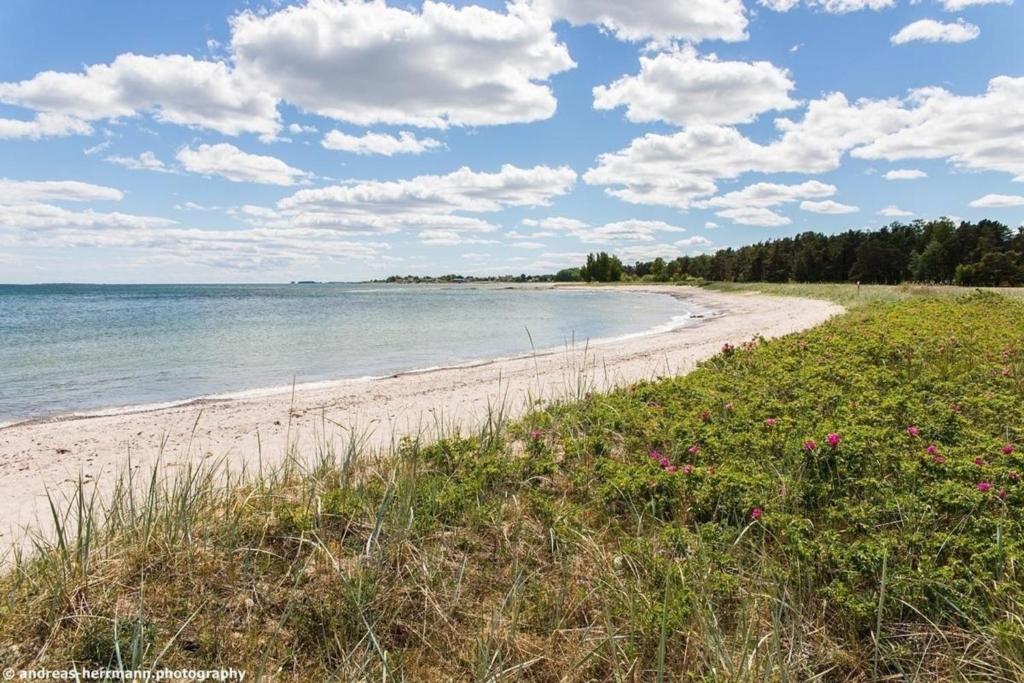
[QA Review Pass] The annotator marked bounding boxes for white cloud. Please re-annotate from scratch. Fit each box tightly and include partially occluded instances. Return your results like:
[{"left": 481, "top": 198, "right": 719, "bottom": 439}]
[
  {"left": 587, "top": 77, "right": 1024, "bottom": 209},
  {"left": 519, "top": 216, "right": 687, "bottom": 243},
  {"left": 280, "top": 164, "right": 575, "bottom": 216},
  {"left": 0, "top": 178, "right": 123, "bottom": 203},
  {"left": 800, "top": 199, "right": 860, "bottom": 214},
  {"left": 879, "top": 205, "right": 913, "bottom": 216},
  {"left": 968, "top": 194, "right": 1024, "bottom": 208},
  {"left": 593, "top": 46, "right": 797, "bottom": 126},
  {"left": 522, "top": 216, "right": 591, "bottom": 231},
  {"left": 231, "top": 0, "right": 574, "bottom": 128},
  {"left": 106, "top": 151, "right": 175, "bottom": 173},
  {"left": 940, "top": 0, "right": 1011, "bottom": 9},
  {"left": 0, "top": 202, "right": 174, "bottom": 232},
  {"left": 697, "top": 180, "right": 837, "bottom": 209},
  {"left": 891, "top": 18, "right": 979, "bottom": 44},
  {"left": 705, "top": 221, "right": 719, "bottom": 229},
  {"left": 676, "top": 235, "right": 714, "bottom": 248},
  {"left": 176, "top": 143, "right": 309, "bottom": 186},
  {"left": 716, "top": 207, "right": 791, "bottom": 226},
  {"left": 417, "top": 229, "right": 499, "bottom": 246},
  {"left": 322, "top": 130, "right": 443, "bottom": 156},
  {"left": 0, "top": 53, "right": 280, "bottom": 136},
  {"left": 693, "top": 180, "right": 837, "bottom": 225},
  {"left": 287, "top": 123, "right": 317, "bottom": 135},
  {"left": 884, "top": 168, "right": 927, "bottom": 180},
  {"left": 851, "top": 77, "right": 1024, "bottom": 178},
  {"left": 537, "top": 0, "right": 748, "bottom": 42},
  {"left": 759, "top": 0, "right": 895, "bottom": 11},
  {"left": 0, "top": 112, "right": 92, "bottom": 140}
]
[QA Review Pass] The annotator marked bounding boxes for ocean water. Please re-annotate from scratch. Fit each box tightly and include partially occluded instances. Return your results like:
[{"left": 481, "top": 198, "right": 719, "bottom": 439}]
[{"left": 0, "top": 284, "right": 698, "bottom": 424}]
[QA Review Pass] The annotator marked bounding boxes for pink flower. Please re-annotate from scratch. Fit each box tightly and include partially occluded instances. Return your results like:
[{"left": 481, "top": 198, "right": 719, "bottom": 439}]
[
  {"left": 926, "top": 444, "right": 939, "bottom": 456},
  {"left": 826, "top": 433, "right": 841, "bottom": 449},
  {"left": 529, "top": 429, "right": 543, "bottom": 440},
  {"left": 997, "top": 488, "right": 1008, "bottom": 500},
  {"left": 974, "top": 457, "right": 986, "bottom": 467},
  {"left": 688, "top": 444, "right": 701, "bottom": 456},
  {"left": 724, "top": 402, "right": 734, "bottom": 412},
  {"left": 977, "top": 481, "right": 992, "bottom": 493},
  {"left": 803, "top": 439, "right": 817, "bottom": 452},
  {"left": 682, "top": 464, "right": 694, "bottom": 475},
  {"left": 907, "top": 426, "right": 920, "bottom": 438},
  {"left": 932, "top": 454, "right": 946, "bottom": 465},
  {"left": 648, "top": 450, "right": 661, "bottom": 460},
  {"left": 665, "top": 465, "right": 678, "bottom": 474},
  {"left": 699, "top": 410, "right": 711, "bottom": 423},
  {"left": 751, "top": 507, "right": 763, "bottom": 521},
  {"left": 658, "top": 457, "right": 670, "bottom": 469},
  {"left": 1002, "top": 443, "right": 1015, "bottom": 455},
  {"left": 764, "top": 418, "right": 777, "bottom": 428},
  {"left": 722, "top": 342, "right": 735, "bottom": 355}
]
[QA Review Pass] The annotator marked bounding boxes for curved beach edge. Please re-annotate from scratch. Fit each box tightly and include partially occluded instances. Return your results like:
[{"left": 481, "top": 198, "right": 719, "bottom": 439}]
[{"left": 0, "top": 285, "right": 843, "bottom": 545}]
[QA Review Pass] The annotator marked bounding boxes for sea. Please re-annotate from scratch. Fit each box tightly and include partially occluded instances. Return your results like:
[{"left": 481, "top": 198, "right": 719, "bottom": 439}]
[{"left": 0, "top": 283, "right": 699, "bottom": 424}]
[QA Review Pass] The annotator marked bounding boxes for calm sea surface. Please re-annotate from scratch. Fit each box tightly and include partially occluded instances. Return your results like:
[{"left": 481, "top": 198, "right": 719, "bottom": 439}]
[{"left": 0, "top": 284, "right": 696, "bottom": 423}]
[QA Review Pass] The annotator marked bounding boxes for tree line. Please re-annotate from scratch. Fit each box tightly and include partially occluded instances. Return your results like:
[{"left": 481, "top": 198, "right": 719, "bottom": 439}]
[{"left": 561, "top": 219, "right": 1024, "bottom": 286}]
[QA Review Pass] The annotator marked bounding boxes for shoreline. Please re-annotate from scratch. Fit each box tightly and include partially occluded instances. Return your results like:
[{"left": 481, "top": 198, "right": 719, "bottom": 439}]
[
  {"left": 0, "top": 286, "right": 715, "bottom": 431},
  {"left": 0, "top": 286, "right": 842, "bottom": 548}
]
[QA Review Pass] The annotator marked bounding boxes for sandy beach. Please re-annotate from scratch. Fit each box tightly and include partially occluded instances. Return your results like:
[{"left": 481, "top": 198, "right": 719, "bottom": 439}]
[{"left": 0, "top": 286, "right": 841, "bottom": 548}]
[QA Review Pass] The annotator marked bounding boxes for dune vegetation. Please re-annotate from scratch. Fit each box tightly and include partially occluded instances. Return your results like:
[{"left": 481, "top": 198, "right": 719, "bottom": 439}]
[{"left": 2, "top": 286, "right": 1023, "bottom": 680}]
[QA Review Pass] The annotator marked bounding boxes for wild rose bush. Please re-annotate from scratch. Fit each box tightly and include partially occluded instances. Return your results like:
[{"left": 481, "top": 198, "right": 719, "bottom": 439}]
[{"left": 548, "top": 291, "right": 1022, "bottom": 645}]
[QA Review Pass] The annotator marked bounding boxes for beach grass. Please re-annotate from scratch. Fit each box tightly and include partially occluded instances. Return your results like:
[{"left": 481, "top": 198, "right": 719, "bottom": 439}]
[
  {"left": 705, "top": 280, "right": 1024, "bottom": 307},
  {"left": 2, "top": 291, "right": 1023, "bottom": 680}
]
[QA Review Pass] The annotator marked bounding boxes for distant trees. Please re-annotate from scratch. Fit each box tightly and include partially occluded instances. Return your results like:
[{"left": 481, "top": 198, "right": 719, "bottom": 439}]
[
  {"left": 580, "top": 219, "right": 1024, "bottom": 286},
  {"left": 580, "top": 252, "right": 624, "bottom": 282}
]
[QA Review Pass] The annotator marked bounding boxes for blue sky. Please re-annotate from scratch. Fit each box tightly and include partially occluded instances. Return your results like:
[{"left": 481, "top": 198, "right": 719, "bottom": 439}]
[{"left": 0, "top": 0, "right": 1021, "bottom": 283}]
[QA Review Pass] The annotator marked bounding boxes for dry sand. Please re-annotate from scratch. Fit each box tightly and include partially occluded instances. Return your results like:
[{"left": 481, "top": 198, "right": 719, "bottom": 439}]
[{"left": 0, "top": 286, "right": 842, "bottom": 549}]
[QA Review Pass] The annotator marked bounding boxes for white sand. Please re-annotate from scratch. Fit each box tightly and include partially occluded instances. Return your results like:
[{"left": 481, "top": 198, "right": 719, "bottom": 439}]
[{"left": 0, "top": 286, "right": 842, "bottom": 549}]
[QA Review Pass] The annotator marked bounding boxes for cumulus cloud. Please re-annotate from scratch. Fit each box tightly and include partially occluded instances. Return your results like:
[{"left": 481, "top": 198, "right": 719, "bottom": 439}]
[
  {"left": 105, "top": 151, "right": 175, "bottom": 173},
  {"left": 0, "top": 53, "right": 280, "bottom": 136},
  {"left": 280, "top": 164, "right": 575, "bottom": 216},
  {"left": 585, "top": 93, "right": 907, "bottom": 208},
  {"left": 884, "top": 168, "right": 927, "bottom": 180},
  {"left": 851, "top": 77, "right": 1024, "bottom": 178},
  {"left": 0, "top": 178, "right": 123, "bottom": 203},
  {"left": 593, "top": 46, "right": 797, "bottom": 126},
  {"left": 891, "top": 18, "right": 980, "bottom": 44},
  {"left": 800, "top": 199, "right": 860, "bottom": 214},
  {"left": 940, "top": 0, "right": 1011, "bottom": 9},
  {"left": 878, "top": 205, "right": 913, "bottom": 216},
  {"left": 231, "top": 0, "right": 574, "bottom": 128},
  {"left": 537, "top": 0, "right": 748, "bottom": 42},
  {"left": 968, "top": 194, "right": 1024, "bottom": 208},
  {"left": 587, "top": 76, "right": 1024, "bottom": 209},
  {"left": 1, "top": 1, "right": 576, "bottom": 137},
  {"left": 759, "top": 0, "right": 895, "bottom": 12},
  {"left": 693, "top": 180, "right": 837, "bottom": 225},
  {"left": 176, "top": 143, "right": 310, "bottom": 185},
  {"left": 322, "top": 131, "right": 443, "bottom": 156},
  {"left": 520, "top": 216, "right": 687, "bottom": 243},
  {"left": 0, "top": 112, "right": 92, "bottom": 140},
  {"left": 715, "top": 207, "right": 791, "bottom": 226}
]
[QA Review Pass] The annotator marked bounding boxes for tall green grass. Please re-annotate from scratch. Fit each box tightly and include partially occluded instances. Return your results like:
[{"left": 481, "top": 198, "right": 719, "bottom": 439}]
[{"left": 1, "top": 292, "right": 1022, "bottom": 680}]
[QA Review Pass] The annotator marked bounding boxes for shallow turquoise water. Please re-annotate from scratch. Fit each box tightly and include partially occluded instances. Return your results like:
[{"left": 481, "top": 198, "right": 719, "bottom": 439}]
[{"left": 0, "top": 284, "right": 695, "bottom": 423}]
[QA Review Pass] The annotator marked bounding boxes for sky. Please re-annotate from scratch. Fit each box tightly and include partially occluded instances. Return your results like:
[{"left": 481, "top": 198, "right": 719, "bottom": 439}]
[{"left": 0, "top": 0, "right": 1021, "bottom": 283}]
